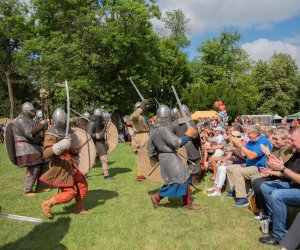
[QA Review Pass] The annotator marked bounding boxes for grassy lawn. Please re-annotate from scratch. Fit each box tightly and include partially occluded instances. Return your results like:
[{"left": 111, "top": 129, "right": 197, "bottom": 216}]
[{"left": 0, "top": 143, "right": 275, "bottom": 250}]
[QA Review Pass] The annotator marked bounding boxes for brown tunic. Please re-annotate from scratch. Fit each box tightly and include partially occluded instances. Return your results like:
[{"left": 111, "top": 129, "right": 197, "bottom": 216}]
[
  {"left": 130, "top": 107, "right": 149, "bottom": 153},
  {"left": 39, "top": 134, "right": 74, "bottom": 187}
]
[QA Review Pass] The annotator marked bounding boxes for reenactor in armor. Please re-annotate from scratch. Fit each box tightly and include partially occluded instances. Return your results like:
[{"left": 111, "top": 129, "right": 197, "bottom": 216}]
[
  {"left": 78, "top": 112, "right": 90, "bottom": 131},
  {"left": 171, "top": 107, "right": 179, "bottom": 121},
  {"left": 148, "top": 105, "right": 200, "bottom": 210},
  {"left": 130, "top": 99, "right": 150, "bottom": 181},
  {"left": 87, "top": 108, "right": 112, "bottom": 179},
  {"left": 40, "top": 108, "right": 90, "bottom": 218},
  {"left": 13, "top": 102, "right": 48, "bottom": 196},
  {"left": 172, "top": 105, "right": 202, "bottom": 185}
]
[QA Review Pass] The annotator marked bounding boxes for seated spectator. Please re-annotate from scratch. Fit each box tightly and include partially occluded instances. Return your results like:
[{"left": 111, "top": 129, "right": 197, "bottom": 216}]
[
  {"left": 264, "top": 127, "right": 274, "bottom": 141},
  {"left": 207, "top": 130, "right": 246, "bottom": 196},
  {"left": 259, "top": 127, "right": 300, "bottom": 245},
  {"left": 202, "top": 126, "right": 225, "bottom": 171},
  {"left": 225, "top": 125, "right": 272, "bottom": 207},
  {"left": 252, "top": 129, "right": 293, "bottom": 216}
]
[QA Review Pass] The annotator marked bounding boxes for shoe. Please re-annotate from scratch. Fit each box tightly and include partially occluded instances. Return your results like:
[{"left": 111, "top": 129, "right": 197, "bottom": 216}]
[
  {"left": 206, "top": 187, "right": 216, "bottom": 191},
  {"left": 104, "top": 175, "right": 114, "bottom": 180},
  {"left": 24, "top": 192, "right": 36, "bottom": 197},
  {"left": 150, "top": 195, "right": 159, "bottom": 209},
  {"left": 259, "top": 215, "right": 270, "bottom": 221},
  {"left": 76, "top": 209, "right": 91, "bottom": 215},
  {"left": 136, "top": 176, "right": 146, "bottom": 182},
  {"left": 209, "top": 177, "right": 215, "bottom": 181},
  {"left": 226, "top": 191, "right": 236, "bottom": 198},
  {"left": 41, "top": 201, "right": 52, "bottom": 219},
  {"left": 208, "top": 191, "right": 221, "bottom": 197},
  {"left": 233, "top": 198, "right": 249, "bottom": 207},
  {"left": 259, "top": 236, "right": 280, "bottom": 245},
  {"left": 183, "top": 204, "right": 201, "bottom": 210}
]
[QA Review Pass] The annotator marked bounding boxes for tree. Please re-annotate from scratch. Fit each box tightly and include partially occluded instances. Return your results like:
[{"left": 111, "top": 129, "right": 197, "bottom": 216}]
[
  {"left": 162, "top": 9, "right": 190, "bottom": 49},
  {"left": 20, "top": 0, "right": 166, "bottom": 114},
  {"left": 0, "top": 0, "right": 30, "bottom": 118},
  {"left": 185, "top": 31, "right": 259, "bottom": 119},
  {"left": 253, "top": 53, "right": 300, "bottom": 116}
]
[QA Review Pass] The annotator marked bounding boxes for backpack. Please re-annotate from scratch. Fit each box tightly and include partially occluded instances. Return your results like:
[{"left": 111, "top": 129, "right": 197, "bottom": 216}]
[{"left": 248, "top": 192, "right": 262, "bottom": 215}]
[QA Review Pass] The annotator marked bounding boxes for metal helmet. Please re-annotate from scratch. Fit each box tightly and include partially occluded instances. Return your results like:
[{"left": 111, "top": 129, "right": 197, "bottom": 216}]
[
  {"left": 154, "top": 104, "right": 171, "bottom": 127},
  {"left": 94, "top": 108, "right": 103, "bottom": 117},
  {"left": 35, "top": 110, "right": 43, "bottom": 120},
  {"left": 52, "top": 108, "right": 67, "bottom": 124},
  {"left": 83, "top": 112, "right": 90, "bottom": 120},
  {"left": 178, "top": 104, "right": 192, "bottom": 124},
  {"left": 171, "top": 108, "right": 179, "bottom": 121},
  {"left": 22, "top": 102, "right": 35, "bottom": 113},
  {"left": 134, "top": 102, "right": 141, "bottom": 111},
  {"left": 181, "top": 104, "right": 191, "bottom": 117}
]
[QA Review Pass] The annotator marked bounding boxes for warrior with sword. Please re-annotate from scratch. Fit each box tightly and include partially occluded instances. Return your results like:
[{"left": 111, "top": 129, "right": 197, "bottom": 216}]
[
  {"left": 172, "top": 104, "right": 202, "bottom": 185},
  {"left": 129, "top": 78, "right": 150, "bottom": 181},
  {"left": 13, "top": 102, "right": 49, "bottom": 196},
  {"left": 87, "top": 108, "right": 113, "bottom": 179},
  {"left": 40, "top": 81, "right": 90, "bottom": 218},
  {"left": 148, "top": 103, "right": 200, "bottom": 210}
]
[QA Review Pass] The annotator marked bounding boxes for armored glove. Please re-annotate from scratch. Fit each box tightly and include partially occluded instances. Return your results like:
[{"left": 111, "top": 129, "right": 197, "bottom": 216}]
[
  {"left": 184, "top": 127, "right": 198, "bottom": 138},
  {"left": 139, "top": 99, "right": 149, "bottom": 110},
  {"left": 52, "top": 138, "right": 71, "bottom": 155}
]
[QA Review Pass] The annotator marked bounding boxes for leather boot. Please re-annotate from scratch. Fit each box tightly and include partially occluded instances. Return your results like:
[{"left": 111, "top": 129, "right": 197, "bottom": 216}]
[
  {"left": 150, "top": 193, "right": 162, "bottom": 209},
  {"left": 41, "top": 198, "right": 57, "bottom": 219},
  {"left": 75, "top": 200, "right": 90, "bottom": 215}
]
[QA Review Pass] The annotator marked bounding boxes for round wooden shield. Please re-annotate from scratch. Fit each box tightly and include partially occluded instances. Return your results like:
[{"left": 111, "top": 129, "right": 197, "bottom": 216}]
[
  {"left": 4, "top": 122, "right": 17, "bottom": 166},
  {"left": 106, "top": 121, "right": 118, "bottom": 154},
  {"left": 138, "top": 142, "right": 187, "bottom": 184},
  {"left": 70, "top": 127, "right": 96, "bottom": 175}
]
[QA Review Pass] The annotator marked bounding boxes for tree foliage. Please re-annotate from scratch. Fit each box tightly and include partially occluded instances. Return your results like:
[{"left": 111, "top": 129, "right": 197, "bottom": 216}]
[
  {"left": 162, "top": 9, "right": 190, "bottom": 49},
  {"left": 253, "top": 53, "right": 300, "bottom": 116},
  {"left": 0, "top": 0, "right": 32, "bottom": 118},
  {"left": 184, "top": 31, "right": 260, "bottom": 119}
]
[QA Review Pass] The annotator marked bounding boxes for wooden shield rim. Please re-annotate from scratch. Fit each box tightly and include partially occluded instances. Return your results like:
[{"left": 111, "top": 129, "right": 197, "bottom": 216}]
[
  {"left": 70, "top": 127, "right": 96, "bottom": 175},
  {"left": 138, "top": 142, "right": 187, "bottom": 184},
  {"left": 4, "top": 122, "right": 17, "bottom": 166},
  {"left": 106, "top": 121, "right": 118, "bottom": 154}
]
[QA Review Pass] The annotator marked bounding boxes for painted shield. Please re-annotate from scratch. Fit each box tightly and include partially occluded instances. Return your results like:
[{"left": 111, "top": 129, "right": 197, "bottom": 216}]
[
  {"left": 4, "top": 122, "right": 17, "bottom": 166},
  {"left": 105, "top": 121, "right": 118, "bottom": 154},
  {"left": 138, "top": 143, "right": 187, "bottom": 184},
  {"left": 70, "top": 127, "right": 96, "bottom": 175}
]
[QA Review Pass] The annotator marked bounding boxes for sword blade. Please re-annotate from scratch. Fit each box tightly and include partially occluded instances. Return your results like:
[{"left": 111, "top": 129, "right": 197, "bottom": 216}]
[
  {"left": 0, "top": 213, "right": 43, "bottom": 223},
  {"left": 129, "top": 78, "right": 144, "bottom": 101},
  {"left": 171, "top": 85, "right": 191, "bottom": 128},
  {"left": 70, "top": 108, "right": 90, "bottom": 122}
]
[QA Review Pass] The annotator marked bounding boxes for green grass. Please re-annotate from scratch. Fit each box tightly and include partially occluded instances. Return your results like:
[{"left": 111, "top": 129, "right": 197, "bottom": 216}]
[{"left": 0, "top": 143, "right": 275, "bottom": 250}]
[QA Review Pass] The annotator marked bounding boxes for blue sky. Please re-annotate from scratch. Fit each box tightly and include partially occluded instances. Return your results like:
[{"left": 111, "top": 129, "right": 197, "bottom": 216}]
[{"left": 153, "top": 0, "right": 300, "bottom": 67}]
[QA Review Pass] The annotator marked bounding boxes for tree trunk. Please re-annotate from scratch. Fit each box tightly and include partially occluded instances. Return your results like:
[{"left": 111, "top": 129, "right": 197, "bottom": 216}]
[{"left": 5, "top": 71, "right": 15, "bottom": 119}]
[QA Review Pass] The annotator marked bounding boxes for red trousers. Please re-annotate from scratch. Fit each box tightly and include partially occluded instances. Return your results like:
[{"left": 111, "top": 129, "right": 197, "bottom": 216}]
[{"left": 53, "top": 172, "right": 88, "bottom": 204}]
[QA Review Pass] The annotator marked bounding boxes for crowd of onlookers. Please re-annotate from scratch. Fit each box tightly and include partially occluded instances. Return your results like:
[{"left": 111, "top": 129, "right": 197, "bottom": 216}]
[{"left": 196, "top": 115, "right": 300, "bottom": 249}]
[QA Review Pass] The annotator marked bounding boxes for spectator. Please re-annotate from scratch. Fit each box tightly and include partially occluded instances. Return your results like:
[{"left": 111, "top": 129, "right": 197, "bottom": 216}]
[
  {"left": 202, "top": 126, "right": 225, "bottom": 171},
  {"left": 252, "top": 129, "right": 293, "bottom": 216},
  {"left": 264, "top": 127, "right": 274, "bottom": 141},
  {"left": 226, "top": 125, "right": 272, "bottom": 207},
  {"left": 207, "top": 130, "right": 246, "bottom": 196},
  {"left": 259, "top": 127, "right": 300, "bottom": 245}
]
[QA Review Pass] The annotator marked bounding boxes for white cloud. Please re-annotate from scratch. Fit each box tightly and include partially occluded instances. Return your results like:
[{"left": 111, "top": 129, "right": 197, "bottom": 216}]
[
  {"left": 155, "top": 0, "right": 300, "bottom": 35},
  {"left": 241, "top": 38, "right": 300, "bottom": 68}
]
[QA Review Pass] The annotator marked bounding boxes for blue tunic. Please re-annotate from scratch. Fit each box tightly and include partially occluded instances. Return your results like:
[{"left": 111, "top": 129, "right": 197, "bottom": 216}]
[{"left": 159, "top": 177, "right": 192, "bottom": 197}]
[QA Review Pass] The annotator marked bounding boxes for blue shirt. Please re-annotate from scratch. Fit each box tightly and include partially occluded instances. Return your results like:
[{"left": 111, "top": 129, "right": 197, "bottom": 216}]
[{"left": 245, "top": 135, "right": 272, "bottom": 169}]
